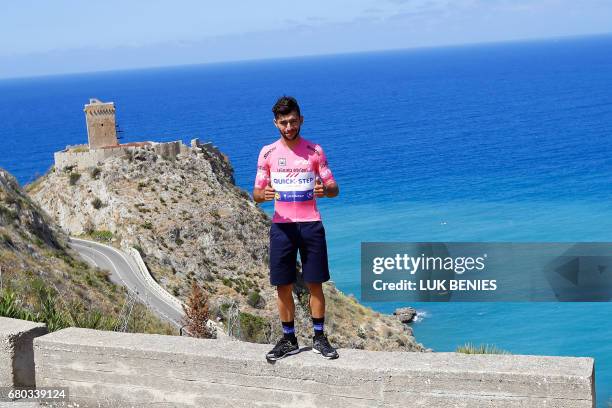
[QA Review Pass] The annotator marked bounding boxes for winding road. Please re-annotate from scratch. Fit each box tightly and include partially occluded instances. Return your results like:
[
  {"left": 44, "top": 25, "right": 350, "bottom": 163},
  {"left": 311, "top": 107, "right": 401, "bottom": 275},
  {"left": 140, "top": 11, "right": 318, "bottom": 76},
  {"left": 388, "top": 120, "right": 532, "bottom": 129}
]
[{"left": 68, "top": 237, "right": 184, "bottom": 329}]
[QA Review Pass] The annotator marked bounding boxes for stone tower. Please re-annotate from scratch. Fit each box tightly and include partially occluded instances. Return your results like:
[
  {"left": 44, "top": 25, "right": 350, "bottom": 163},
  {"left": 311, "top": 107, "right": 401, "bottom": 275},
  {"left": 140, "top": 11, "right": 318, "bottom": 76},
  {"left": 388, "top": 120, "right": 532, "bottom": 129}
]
[{"left": 84, "top": 98, "right": 118, "bottom": 149}]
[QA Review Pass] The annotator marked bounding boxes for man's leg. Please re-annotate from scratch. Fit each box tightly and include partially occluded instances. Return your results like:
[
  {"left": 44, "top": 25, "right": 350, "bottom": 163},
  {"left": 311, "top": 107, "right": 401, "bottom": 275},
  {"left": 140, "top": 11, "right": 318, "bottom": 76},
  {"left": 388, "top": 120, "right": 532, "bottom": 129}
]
[
  {"left": 306, "top": 281, "right": 338, "bottom": 359},
  {"left": 306, "top": 282, "right": 328, "bottom": 340},
  {"left": 306, "top": 282, "right": 325, "bottom": 319},
  {"left": 266, "top": 223, "right": 300, "bottom": 361},
  {"left": 298, "top": 222, "right": 338, "bottom": 358},
  {"left": 276, "top": 283, "right": 298, "bottom": 345},
  {"left": 276, "top": 283, "right": 295, "bottom": 322},
  {"left": 266, "top": 283, "right": 300, "bottom": 360}
]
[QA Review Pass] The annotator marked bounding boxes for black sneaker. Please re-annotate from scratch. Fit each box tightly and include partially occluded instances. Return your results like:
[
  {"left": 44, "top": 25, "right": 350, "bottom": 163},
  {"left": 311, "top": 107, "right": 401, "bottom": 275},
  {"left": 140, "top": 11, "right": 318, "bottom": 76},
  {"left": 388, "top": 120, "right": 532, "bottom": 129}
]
[
  {"left": 312, "top": 334, "right": 339, "bottom": 359},
  {"left": 266, "top": 338, "right": 300, "bottom": 361}
]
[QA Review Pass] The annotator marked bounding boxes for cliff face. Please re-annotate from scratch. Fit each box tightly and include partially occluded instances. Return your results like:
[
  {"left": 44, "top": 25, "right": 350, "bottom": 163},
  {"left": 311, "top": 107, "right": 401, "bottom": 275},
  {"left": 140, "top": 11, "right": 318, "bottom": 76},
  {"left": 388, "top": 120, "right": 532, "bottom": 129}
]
[
  {"left": 0, "top": 168, "right": 173, "bottom": 334},
  {"left": 0, "top": 169, "right": 62, "bottom": 251},
  {"left": 28, "top": 144, "right": 424, "bottom": 351}
]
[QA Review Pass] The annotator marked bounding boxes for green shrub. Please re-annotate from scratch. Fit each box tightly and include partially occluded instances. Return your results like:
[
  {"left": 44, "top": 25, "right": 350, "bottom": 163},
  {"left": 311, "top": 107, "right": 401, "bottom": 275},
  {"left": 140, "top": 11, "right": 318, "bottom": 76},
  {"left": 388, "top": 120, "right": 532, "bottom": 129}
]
[
  {"left": 38, "top": 289, "right": 69, "bottom": 332},
  {"left": 0, "top": 205, "right": 18, "bottom": 223},
  {"left": 219, "top": 303, "right": 231, "bottom": 315},
  {"left": 239, "top": 312, "right": 269, "bottom": 343},
  {"left": 69, "top": 172, "right": 81, "bottom": 185},
  {"left": 91, "top": 197, "right": 103, "bottom": 209},
  {"left": 66, "top": 302, "right": 114, "bottom": 330},
  {"left": 90, "top": 230, "right": 113, "bottom": 242},
  {"left": 0, "top": 289, "right": 25, "bottom": 319},
  {"left": 1, "top": 233, "right": 15, "bottom": 248},
  {"left": 90, "top": 167, "right": 101, "bottom": 179},
  {"left": 141, "top": 221, "right": 153, "bottom": 230},
  {"left": 456, "top": 342, "right": 511, "bottom": 355},
  {"left": 135, "top": 203, "right": 150, "bottom": 213},
  {"left": 247, "top": 291, "right": 263, "bottom": 309},
  {"left": 29, "top": 235, "right": 44, "bottom": 247}
]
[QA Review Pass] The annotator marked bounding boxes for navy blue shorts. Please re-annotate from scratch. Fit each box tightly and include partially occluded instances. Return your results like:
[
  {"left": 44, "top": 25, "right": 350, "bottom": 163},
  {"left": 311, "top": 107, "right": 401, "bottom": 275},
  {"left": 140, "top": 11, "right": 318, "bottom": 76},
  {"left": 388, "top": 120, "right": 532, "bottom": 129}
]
[{"left": 269, "top": 221, "right": 330, "bottom": 286}]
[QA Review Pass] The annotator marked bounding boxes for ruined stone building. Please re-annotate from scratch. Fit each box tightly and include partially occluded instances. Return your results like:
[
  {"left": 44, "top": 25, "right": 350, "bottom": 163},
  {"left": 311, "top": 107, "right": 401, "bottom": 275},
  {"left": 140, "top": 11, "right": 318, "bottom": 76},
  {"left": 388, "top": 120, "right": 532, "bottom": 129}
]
[
  {"left": 84, "top": 98, "right": 119, "bottom": 149},
  {"left": 54, "top": 99, "right": 223, "bottom": 171}
]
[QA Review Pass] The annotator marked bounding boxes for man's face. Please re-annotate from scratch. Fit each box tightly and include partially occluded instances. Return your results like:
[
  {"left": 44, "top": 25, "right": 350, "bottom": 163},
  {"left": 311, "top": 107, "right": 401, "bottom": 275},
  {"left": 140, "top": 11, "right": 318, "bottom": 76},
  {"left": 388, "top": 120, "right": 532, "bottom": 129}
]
[{"left": 274, "top": 111, "right": 303, "bottom": 141}]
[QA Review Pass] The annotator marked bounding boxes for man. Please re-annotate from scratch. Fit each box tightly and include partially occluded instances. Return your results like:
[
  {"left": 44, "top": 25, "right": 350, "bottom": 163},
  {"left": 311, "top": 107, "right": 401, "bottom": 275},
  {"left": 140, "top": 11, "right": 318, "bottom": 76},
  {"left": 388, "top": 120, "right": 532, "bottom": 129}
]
[{"left": 253, "top": 96, "right": 340, "bottom": 360}]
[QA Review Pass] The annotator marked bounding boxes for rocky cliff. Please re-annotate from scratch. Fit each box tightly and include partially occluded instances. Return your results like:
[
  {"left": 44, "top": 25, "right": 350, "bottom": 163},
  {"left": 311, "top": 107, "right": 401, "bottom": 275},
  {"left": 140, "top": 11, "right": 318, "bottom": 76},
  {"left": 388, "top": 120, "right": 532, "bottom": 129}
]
[
  {"left": 27, "top": 143, "right": 425, "bottom": 351},
  {"left": 0, "top": 168, "right": 173, "bottom": 334}
]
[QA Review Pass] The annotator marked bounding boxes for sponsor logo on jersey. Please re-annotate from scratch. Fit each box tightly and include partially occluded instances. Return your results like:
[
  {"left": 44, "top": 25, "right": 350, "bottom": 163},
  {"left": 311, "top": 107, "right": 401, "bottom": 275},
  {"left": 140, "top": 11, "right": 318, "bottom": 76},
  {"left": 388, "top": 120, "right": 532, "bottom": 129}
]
[
  {"left": 276, "top": 190, "right": 314, "bottom": 202},
  {"left": 271, "top": 171, "right": 315, "bottom": 202},
  {"left": 263, "top": 147, "right": 276, "bottom": 159},
  {"left": 278, "top": 158, "right": 286, "bottom": 166}
]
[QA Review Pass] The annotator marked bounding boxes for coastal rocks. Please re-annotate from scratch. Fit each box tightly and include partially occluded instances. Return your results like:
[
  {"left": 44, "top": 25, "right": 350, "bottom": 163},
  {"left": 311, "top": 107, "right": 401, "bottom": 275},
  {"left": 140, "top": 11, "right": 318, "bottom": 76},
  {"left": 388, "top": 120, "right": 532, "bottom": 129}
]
[{"left": 394, "top": 307, "right": 417, "bottom": 324}]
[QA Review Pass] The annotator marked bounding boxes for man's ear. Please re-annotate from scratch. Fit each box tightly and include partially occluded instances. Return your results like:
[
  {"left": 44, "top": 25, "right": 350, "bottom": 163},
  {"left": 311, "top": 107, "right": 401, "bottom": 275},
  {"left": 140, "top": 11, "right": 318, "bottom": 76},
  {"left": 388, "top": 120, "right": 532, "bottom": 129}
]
[
  {"left": 273, "top": 118, "right": 279, "bottom": 129},
  {"left": 300, "top": 116, "right": 304, "bottom": 125}
]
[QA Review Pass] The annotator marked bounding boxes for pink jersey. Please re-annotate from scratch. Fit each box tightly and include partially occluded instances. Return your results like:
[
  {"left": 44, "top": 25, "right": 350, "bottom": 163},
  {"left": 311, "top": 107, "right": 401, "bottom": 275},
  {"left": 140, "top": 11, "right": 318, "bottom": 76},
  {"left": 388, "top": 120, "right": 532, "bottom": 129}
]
[{"left": 255, "top": 137, "right": 336, "bottom": 223}]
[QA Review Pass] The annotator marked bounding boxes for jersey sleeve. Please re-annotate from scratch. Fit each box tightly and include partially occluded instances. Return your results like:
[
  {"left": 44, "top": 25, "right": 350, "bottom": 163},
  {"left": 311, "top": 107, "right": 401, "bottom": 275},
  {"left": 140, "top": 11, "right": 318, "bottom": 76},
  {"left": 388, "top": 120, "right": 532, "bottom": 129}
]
[
  {"left": 254, "top": 146, "right": 270, "bottom": 189},
  {"left": 315, "top": 145, "right": 336, "bottom": 186}
]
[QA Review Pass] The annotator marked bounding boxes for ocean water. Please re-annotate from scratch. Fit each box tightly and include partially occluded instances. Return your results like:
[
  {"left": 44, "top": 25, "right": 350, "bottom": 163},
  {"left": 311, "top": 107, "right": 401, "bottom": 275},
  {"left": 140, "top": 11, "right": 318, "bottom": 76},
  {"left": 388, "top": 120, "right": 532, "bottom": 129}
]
[{"left": 1, "top": 35, "right": 611, "bottom": 405}]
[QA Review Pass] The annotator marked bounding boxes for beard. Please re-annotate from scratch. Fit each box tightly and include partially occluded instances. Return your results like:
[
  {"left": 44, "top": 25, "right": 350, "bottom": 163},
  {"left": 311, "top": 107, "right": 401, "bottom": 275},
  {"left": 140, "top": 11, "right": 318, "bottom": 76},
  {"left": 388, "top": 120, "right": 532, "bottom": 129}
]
[{"left": 280, "top": 125, "right": 301, "bottom": 141}]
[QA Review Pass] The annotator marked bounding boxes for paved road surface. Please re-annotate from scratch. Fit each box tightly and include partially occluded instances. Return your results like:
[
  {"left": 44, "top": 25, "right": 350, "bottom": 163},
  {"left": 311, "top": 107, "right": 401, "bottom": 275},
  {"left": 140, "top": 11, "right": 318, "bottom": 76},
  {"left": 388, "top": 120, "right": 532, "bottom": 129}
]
[{"left": 69, "top": 237, "right": 184, "bottom": 329}]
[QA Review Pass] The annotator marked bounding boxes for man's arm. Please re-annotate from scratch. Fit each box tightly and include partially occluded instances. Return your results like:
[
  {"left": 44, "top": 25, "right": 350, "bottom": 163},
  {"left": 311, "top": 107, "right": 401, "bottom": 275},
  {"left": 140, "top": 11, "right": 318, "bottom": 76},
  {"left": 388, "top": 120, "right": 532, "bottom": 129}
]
[
  {"left": 325, "top": 181, "right": 339, "bottom": 198},
  {"left": 314, "top": 144, "right": 338, "bottom": 198},
  {"left": 253, "top": 187, "right": 265, "bottom": 203},
  {"left": 253, "top": 185, "right": 276, "bottom": 203},
  {"left": 314, "top": 179, "right": 339, "bottom": 198},
  {"left": 253, "top": 146, "right": 273, "bottom": 203}
]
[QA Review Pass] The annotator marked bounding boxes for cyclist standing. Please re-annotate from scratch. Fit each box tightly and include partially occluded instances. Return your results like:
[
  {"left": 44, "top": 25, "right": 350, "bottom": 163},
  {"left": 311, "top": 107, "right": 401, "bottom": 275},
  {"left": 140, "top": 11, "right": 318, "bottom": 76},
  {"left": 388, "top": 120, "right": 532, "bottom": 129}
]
[{"left": 253, "top": 96, "right": 340, "bottom": 360}]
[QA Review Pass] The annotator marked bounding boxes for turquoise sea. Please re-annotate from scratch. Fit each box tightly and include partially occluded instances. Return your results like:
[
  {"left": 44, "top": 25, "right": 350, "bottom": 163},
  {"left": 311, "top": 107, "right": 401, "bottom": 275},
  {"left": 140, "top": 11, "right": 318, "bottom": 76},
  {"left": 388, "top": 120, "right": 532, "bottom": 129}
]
[{"left": 1, "top": 35, "right": 611, "bottom": 405}]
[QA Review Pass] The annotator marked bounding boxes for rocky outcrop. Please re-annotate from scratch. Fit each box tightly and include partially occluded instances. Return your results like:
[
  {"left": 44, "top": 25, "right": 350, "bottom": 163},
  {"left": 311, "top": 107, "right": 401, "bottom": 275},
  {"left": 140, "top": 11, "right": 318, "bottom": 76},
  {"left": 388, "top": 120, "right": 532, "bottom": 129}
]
[
  {"left": 28, "top": 143, "right": 425, "bottom": 352},
  {"left": 0, "top": 169, "right": 62, "bottom": 251},
  {"left": 0, "top": 167, "right": 173, "bottom": 335},
  {"left": 394, "top": 307, "right": 417, "bottom": 324}
]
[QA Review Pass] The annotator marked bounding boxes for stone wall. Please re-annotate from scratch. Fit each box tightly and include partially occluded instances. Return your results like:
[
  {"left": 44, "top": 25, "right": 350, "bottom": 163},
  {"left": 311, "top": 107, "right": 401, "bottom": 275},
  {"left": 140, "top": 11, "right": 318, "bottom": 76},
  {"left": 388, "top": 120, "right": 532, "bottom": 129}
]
[
  {"left": 153, "top": 141, "right": 182, "bottom": 158},
  {"left": 0, "top": 317, "right": 47, "bottom": 388},
  {"left": 53, "top": 141, "right": 191, "bottom": 171},
  {"left": 54, "top": 146, "right": 127, "bottom": 171},
  {"left": 0, "top": 317, "right": 596, "bottom": 407}
]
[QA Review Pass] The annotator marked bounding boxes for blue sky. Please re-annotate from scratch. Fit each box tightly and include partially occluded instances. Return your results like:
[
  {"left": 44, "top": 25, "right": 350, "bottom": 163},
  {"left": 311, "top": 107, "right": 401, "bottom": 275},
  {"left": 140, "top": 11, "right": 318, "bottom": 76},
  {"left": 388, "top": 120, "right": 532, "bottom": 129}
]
[{"left": 1, "top": 0, "right": 611, "bottom": 78}]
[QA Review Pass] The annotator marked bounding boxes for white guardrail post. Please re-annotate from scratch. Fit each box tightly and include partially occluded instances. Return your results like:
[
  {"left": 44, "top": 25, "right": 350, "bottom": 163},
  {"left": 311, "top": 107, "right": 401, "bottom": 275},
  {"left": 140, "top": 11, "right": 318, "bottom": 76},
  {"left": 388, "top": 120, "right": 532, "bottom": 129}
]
[{"left": 126, "top": 248, "right": 184, "bottom": 311}]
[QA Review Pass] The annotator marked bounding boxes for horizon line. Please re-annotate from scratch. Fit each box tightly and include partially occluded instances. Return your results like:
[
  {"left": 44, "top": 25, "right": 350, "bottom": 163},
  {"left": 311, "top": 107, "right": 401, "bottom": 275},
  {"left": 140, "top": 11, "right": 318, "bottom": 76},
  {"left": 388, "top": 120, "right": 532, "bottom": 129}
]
[{"left": 1, "top": 31, "right": 611, "bottom": 82}]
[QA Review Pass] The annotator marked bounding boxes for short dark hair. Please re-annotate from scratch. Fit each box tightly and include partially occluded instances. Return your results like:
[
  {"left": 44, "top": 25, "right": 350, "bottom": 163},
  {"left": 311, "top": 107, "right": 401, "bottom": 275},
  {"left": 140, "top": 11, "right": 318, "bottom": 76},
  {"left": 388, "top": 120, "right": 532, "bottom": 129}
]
[{"left": 272, "top": 96, "right": 301, "bottom": 118}]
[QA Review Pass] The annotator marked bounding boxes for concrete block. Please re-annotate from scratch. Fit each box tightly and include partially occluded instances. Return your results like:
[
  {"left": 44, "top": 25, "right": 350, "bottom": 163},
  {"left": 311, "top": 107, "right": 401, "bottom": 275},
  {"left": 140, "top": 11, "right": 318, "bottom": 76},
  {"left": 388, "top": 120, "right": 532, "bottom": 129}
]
[
  {"left": 0, "top": 317, "right": 47, "bottom": 388},
  {"left": 34, "top": 327, "right": 595, "bottom": 408}
]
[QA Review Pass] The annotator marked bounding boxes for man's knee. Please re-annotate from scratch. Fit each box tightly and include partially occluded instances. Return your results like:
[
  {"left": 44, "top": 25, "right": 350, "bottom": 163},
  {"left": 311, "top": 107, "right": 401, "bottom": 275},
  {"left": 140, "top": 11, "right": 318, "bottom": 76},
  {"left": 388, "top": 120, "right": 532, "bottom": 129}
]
[
  {"left": 306, "top": 282, "right": 324, "bottom": 295},
  {"left": 276, "top": 283, "right": 294, "bottom": 298}
]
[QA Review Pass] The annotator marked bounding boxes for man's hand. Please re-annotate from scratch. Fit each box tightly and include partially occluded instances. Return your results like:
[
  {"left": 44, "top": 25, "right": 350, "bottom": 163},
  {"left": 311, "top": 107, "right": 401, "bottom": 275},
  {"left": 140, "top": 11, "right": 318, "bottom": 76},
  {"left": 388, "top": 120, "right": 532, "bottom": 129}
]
[
  {"left": 264, "top": 184, "right": 276, "bottom": 201},
  {"left": 314, "top": 179, "right": 326, "bottom": 198},
  {"left": 253, "top": 184, "right": 276, "bottom": 203}
]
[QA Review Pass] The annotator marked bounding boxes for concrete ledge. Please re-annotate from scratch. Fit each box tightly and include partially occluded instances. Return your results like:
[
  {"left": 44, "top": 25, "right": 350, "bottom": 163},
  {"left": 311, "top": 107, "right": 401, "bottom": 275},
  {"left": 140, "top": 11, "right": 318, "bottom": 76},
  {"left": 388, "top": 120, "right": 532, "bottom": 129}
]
[
  {"left": 33, "top": 327, "right": 595, "bottom": 407},
  {"left": 0, "top": 317, "right": 47, "bottom": 387}
]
